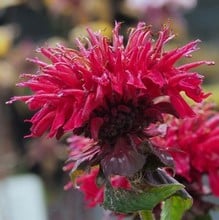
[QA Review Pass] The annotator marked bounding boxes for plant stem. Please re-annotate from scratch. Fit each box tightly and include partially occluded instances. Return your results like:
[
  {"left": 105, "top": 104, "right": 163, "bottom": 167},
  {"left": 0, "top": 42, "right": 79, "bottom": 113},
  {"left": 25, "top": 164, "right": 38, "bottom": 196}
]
[{"left": 139, "top": 210, "right": 155, "bottom": 220}]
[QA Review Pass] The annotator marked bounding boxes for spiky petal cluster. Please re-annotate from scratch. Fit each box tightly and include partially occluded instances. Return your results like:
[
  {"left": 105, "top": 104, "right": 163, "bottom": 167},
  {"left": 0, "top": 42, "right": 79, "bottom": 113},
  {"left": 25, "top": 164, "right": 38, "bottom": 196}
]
[
  {"left": 8, "top": 22, "right": 212, "bottom": 177},
  {"left": 8, "top": 22, "right": 211, "bottom": 138},
  {"left": 153, "top": 103, "right": 219, "bottom": 196}
]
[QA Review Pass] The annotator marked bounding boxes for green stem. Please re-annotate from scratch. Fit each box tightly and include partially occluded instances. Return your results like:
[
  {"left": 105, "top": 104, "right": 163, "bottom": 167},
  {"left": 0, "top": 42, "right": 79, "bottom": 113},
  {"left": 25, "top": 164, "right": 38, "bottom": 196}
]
[{"left": 139, "top": 210, "right": 155, "bottom": 220}]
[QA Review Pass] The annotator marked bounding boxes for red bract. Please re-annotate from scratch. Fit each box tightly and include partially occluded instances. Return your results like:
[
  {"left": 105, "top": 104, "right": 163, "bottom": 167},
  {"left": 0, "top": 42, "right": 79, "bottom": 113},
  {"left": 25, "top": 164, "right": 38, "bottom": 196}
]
[
  {"left": 153, "top": 104, "right": 219, "bottom": 196},
  {"left": 8, "top": 22, "right": 213, "bottom": 177}
]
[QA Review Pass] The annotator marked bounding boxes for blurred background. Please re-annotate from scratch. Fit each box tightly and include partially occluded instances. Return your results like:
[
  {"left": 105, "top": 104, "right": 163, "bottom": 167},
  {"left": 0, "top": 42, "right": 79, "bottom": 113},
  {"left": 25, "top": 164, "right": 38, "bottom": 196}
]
[{"left": 0, "top": 0, "right": 219, "bottom": 219}]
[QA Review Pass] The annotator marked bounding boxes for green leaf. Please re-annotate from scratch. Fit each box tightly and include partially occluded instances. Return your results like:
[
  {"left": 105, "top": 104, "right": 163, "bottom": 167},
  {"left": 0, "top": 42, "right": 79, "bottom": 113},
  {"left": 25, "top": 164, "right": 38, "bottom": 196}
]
[
  {"left": 161, "top": 194, "right": 193, "bottom": 220},
  {"left": 103, "top": 183, "right": 184, "bottom": 213},
  {"left": 139, "top": 210, "right": 155, "bottom": 220}
]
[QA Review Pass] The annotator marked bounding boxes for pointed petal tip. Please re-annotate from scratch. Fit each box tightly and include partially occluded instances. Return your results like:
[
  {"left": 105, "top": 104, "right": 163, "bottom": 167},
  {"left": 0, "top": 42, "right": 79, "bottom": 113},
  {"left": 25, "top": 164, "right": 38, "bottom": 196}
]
[
  {"left": 24, "top": 133, "right": 33, "bottom": 138},
  {"left": 207, "top": 61, "right": 215, "bottom": 65},
  {"left": 5, "top": 99, "right": 13, "bottom": 104},
  {"left": 6, "top": 96, "right": 20, "bottom": 104},
  {"left": 195, "top": 39, "right": 202, "bottom": 43},
  {"left": 64, "top": 182, "right": 73, "bottom": 191}
]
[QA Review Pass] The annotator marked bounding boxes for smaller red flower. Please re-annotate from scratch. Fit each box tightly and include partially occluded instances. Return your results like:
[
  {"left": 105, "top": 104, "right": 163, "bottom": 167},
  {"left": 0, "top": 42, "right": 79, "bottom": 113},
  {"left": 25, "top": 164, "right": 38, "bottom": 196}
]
[
  {"left": 66, "top": 166, "right": 130, "bottom": 213},
  {"left": 74, "top": 168, "right": 104, "bottom": 207},
  {"left": 153, "top": 103, "right": 219, "bottom": 196}
]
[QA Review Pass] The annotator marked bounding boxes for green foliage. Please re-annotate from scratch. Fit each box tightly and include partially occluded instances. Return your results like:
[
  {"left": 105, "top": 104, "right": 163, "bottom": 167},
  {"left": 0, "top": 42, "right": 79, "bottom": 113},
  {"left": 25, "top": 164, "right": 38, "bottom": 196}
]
[
  {"left": 161, "top": 195, "right": 193, "bottom": 220},
  {"left": 103, "top": 183, "right": 183, "bottom": 213}
]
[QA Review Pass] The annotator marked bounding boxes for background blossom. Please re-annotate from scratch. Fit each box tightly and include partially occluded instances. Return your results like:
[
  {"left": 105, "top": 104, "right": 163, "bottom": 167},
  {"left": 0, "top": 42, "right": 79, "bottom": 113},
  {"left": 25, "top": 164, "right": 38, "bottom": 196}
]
[{"left": 153, "top": 103, "right": 219, "bottom": 196}]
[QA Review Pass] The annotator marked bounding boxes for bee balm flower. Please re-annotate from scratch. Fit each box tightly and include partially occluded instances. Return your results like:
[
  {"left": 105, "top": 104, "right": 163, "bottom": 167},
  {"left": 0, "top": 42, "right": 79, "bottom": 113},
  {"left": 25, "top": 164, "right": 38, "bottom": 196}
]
[{"left": 8, "top": 22, "right": 212, "bottom": 177}]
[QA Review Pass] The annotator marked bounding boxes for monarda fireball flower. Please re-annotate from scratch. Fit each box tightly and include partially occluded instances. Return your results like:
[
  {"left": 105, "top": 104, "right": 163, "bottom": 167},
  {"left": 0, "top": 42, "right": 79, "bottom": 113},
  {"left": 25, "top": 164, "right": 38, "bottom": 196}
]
[
  {"left": 8, "top": 22, "right": 212, "bottom": 178},
  {"left": 152, "top": 103, "right": 219, "bottom": 196}
]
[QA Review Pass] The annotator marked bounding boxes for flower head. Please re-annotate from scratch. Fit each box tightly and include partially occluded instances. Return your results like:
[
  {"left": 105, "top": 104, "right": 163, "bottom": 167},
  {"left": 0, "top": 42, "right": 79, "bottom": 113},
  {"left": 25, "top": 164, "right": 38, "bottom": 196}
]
[
  {"left": 8, "top": 22, "right": 212, "bottom": 177},
  {"left": 153, "top": 103, "right": 219, "bottom": 196}
]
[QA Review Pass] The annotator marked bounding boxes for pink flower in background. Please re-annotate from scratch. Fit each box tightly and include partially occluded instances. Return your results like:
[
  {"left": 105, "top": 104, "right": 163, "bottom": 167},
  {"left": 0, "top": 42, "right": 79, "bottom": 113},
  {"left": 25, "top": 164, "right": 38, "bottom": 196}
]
[
  {"left": 8, "top": 22, "right": 212, "bottom": 177},
  {"left": 126, "top": 0, "right": 197, "bottom": 13},
  {"left": 125, "top": 0, "right": 198, "bottom": 31},
  {"left": 153, "top": 103, "right": 219, "bottom": 196}
]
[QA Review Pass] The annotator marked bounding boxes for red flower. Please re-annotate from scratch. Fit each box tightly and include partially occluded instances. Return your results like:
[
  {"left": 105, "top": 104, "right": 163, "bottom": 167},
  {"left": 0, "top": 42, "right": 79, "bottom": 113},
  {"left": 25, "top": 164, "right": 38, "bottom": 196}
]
[
  {"left": 8, "top": 22, "right": 212, "bottom": 177},
  {"left": 73, "top": 167, "right": 104, "bottom": 207},
  {"left": 8, "top": 22, "right": 212, "bottom": 138},
  {"left": 73, "top": 167, "right": 130, "bottom": 208},
  {"left": 152, "top": 103, "right": 219, "bottom": 196}
]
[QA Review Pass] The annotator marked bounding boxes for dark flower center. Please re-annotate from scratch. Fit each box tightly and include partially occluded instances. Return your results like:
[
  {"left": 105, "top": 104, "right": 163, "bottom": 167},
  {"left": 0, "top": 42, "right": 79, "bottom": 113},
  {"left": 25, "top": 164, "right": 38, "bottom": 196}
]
[{"left": 98, "top": 103, "right": 144, "bottom": 143}]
